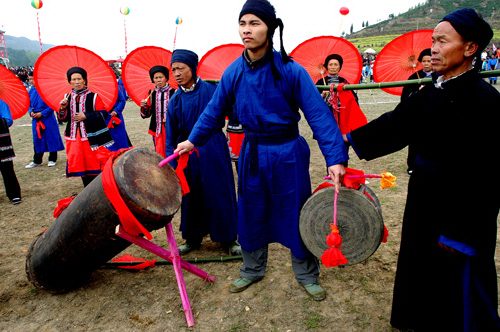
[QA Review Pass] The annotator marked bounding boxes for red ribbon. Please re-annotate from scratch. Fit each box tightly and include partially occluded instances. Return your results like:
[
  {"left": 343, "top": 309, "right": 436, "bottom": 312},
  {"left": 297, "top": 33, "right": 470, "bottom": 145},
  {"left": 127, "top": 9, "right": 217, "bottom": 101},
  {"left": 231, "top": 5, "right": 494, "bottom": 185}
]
[
  {"left": 175, "top": 153, "right": 191, "bottom": 196},
  {"left": 107, "top": 115, "right": 122, "bottom": 128},
  {"left": 35, "top": 120, "right": 46, "bottom": 139},
  {"left": 111, "top": 254, "right": 157, "bottom": 270},
  {"left": 53, "top": 194, "right": 77, "bottom": 218},
  {"left": 101, "top": 149, "right": 153, "bottom": 240}
]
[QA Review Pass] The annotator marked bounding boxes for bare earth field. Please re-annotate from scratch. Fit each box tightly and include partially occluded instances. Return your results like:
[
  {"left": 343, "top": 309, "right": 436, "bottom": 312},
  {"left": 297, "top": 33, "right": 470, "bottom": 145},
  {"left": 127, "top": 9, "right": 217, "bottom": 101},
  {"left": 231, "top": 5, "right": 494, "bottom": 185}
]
[{"left": 1, "top": 87, "right": 498, "bottom": 331}]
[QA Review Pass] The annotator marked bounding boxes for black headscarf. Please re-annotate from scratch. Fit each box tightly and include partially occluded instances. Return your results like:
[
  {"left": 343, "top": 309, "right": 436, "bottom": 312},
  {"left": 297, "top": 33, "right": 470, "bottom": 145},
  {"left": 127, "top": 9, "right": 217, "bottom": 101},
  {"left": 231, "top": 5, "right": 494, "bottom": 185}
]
[
  {"left": 149, "top": 65, "right": 169, "bottom": 83},
  {"left": 440, "top": 8, "right": 493, "bottom": 58},
  {"left": 66, "top": 67, "right": 87, "bottom": 83},
  {"left": 323, "top": 54, "right": 344, "bottom": 70},
  {"left": 417, "top": 48, "right": 431, "bottom": 62},
  {"left": 238, "top": 0, "right": 290, "bottom": 65}
]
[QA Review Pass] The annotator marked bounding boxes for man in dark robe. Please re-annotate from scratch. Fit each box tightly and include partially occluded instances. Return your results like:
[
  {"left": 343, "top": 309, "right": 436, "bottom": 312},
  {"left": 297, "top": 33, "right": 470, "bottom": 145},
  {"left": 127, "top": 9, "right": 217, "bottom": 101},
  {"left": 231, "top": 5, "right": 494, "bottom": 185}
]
[
  {"left": 346, "top": 8, "right": 499, "bottom": 331},
  {"left": 166, "top": 49, "right": 240, "bottom": 256}
]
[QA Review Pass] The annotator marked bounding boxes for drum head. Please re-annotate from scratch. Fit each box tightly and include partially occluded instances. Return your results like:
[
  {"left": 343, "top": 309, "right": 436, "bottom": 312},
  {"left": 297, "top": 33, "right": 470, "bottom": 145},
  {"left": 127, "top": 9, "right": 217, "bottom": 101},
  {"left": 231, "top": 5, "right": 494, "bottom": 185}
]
[{"left": 300, "top": 186, "right": 384, "bottom": 265}]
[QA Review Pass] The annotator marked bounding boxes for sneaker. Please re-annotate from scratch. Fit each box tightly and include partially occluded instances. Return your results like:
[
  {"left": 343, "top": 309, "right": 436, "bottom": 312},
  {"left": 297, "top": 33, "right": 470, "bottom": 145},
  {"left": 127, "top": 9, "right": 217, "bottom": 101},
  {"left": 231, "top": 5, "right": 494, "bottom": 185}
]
[
  {"left": 177, "top": 242, "right": 200, "bottom": 255},
  {"left": 10, "top": 197, "right": 22, "bottom": 205},
  {"left": 302, "top": 283, "right": 326, "bottom": 301},
  {"left": 25, "top": 162, "right": 41, "bottom": 169},
  {"left": 229, "top": 277, "right": 262, "bottom": 293},
  {"left": 228, "top": 241, "right": 242, "bottom": 256},
  {"left": 47, "top": 161, "right": 57, "bottom": 167}
]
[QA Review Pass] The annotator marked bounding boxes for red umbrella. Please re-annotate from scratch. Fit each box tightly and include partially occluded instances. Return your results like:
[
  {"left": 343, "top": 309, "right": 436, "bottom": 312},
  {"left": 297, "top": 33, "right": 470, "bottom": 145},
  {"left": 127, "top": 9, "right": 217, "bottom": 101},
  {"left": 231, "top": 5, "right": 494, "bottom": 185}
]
[
  {"left": 290, "top": 36, "right": 362, "bottom": 85},
  {"left": 121, "top": 46, "right": 176, "bottom": 106},
  {"left": 34, "top": 45, "right": 118, "bottom": 111},
  {"left": 198, "top": 43, "right": 244, "bottom": 81},
  {"left": 0, "top": 65, "right": 30, "bottom": 120},
  {"left": 373, "top": 29, "right": 433, "bottom": 96}
]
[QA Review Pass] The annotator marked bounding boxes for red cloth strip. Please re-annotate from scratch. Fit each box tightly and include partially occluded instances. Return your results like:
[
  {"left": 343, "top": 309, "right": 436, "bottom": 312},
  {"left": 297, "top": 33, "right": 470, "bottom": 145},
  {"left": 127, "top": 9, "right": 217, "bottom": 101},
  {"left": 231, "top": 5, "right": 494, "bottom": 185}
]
[
  {"left": 176, "top": 153, "right": 191, "bottom": 196},
  {"left": 101, "top": 149, "right": 153, "bottom": 239},
  {"left": 35, "top": 120, "right": 46, "bottom": 139},
  {"left": 107, "top": 115, "right": 122, "bottom": 128}
]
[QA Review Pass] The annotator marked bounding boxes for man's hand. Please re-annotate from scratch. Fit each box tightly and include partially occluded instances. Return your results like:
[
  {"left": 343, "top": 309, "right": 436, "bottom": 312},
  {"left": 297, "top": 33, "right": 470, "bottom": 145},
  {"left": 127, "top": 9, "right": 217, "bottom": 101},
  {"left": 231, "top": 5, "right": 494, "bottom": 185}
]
[
  {"left": 327, "top": 164, "right": 345, "bottom": 192},
  {"left": 174, "top": 140, "right": 195, "bottom": 155}
]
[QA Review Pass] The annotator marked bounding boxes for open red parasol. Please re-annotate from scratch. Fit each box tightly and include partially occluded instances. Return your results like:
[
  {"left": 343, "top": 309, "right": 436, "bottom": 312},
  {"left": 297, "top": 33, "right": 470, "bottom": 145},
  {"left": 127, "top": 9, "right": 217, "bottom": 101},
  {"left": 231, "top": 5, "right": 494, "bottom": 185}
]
[
  {"left": 373, "top": 29, "right": 433, "bottom": 96},
  {"left": 34, "top": 45, "right": 118, "bottom": 111},
  {"left": 121, "top": 46, "right": 177, "bottom": 106},
  {"left": 0, "top": 65, "right": 30, "bottom": 120},
  {"left": 198, "top": 43, "right": 244, "bottom": 81},
  {"left": 290, "top": 36, "right": 362, "bottom": 85}
]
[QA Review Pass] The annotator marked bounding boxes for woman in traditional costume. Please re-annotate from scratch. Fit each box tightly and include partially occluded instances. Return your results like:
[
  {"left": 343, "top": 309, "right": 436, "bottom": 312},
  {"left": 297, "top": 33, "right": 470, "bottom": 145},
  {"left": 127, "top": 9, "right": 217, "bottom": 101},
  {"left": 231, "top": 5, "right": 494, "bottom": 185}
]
[
  {"left": 140, "top": 66, "right": 175, "bottom": 157},
  {"left": 58, "top": 67, "right": 114, "bottom": 187}
]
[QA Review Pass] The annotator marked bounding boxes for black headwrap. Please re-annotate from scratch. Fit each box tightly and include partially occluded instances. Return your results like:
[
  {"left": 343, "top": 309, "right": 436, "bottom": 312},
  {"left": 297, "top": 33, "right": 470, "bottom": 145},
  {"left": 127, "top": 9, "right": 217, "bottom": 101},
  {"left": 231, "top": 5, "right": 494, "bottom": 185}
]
[
  {"left": 171, "top": 49, "right": 199, "bottom": 79},
  {"left": 324, "top": 54, "right": 344, "bottom": 70},
  {"left": 149, "top": 65, "right": 169, "bottom": 83},
  {"left": 417, "top": 48, "right": 431, "bottom": 62},
  {"left": 440, "top": 8, "right": 493, "bottom": 58},
  {"left": 238, "top": 0, "right": 290, "bottom": 65},
  {"left": 66, "top": 66, "right": 87, "bottom": 83}
]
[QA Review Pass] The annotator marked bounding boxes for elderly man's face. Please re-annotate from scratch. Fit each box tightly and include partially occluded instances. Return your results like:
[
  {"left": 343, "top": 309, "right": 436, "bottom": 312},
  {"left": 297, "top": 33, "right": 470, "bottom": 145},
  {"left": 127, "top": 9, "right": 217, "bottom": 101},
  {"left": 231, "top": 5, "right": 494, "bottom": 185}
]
[
  {"left": 171, "top": 62, "right": 194, "bottom": 88},
  {"left": 431, "top": 21, "right": 477, "bottom": 79}
]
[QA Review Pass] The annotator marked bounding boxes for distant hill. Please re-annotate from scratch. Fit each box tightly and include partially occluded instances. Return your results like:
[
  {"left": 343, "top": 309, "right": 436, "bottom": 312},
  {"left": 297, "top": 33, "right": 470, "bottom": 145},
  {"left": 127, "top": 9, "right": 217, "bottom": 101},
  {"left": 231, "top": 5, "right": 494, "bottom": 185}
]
[
  {"left": 347, "top": 0, "right": 499, "bottom": 52},
  {"left": 2, "top": 35, "right": 54, "bottom": 67}
]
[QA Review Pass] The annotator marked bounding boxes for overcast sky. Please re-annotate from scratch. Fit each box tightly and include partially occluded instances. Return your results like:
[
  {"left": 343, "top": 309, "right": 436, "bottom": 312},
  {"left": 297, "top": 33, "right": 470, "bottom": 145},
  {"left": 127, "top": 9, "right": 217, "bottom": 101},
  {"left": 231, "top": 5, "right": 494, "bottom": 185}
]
[{"left": 1, "top": 0, "right": 427, "bottom": 60}]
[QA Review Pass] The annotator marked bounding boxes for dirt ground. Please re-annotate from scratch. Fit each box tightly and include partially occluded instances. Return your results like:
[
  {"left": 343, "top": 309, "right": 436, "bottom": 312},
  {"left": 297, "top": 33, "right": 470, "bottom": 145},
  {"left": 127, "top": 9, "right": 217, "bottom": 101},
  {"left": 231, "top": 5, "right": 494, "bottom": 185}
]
[{"left": 1, "top": 88, "right": 498, "bottom": 332}]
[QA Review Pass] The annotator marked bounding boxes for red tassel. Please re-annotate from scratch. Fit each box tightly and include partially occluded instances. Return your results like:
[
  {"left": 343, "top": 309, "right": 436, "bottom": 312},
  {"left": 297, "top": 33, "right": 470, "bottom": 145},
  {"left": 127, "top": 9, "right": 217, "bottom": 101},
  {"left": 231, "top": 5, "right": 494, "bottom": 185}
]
[
  {"left": 326, "top": 226, "right": 342, "bottom": 247},
  {"left": 321, "top": 247, "right": 348, "bottom": 267}
]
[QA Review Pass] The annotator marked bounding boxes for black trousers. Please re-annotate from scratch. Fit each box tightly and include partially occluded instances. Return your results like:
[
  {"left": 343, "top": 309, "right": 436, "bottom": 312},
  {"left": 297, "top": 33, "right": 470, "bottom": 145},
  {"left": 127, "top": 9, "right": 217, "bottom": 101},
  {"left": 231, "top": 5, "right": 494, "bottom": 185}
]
[
  {"left": 0, "top": 160, "right": 21, "bottom": 200},
  {"left": 33, "top": 151, "right": 57, "bottom": 164}
]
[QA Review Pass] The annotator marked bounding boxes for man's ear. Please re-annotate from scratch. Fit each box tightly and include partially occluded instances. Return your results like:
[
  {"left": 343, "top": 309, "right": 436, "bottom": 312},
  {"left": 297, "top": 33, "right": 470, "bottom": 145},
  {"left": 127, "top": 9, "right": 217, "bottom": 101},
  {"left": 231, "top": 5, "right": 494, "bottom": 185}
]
[{"left": 464, "top": 41, "right": 479, "bottom": 57}]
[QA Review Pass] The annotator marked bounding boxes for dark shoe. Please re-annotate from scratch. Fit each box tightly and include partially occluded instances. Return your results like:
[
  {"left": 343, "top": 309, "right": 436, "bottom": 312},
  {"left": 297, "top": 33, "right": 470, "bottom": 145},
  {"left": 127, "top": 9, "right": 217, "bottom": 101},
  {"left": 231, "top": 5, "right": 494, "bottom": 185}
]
[
  {"left": 302, "top": 283, "right": 326, "bottom": 301},
  {"left": 178, "top": 242, "right": 199, "bottom": 255},
  {"left": 229, "top": 277, "right": 262, "bottom": 293},
  {"left": 10, "top": 197, "right": 22, "bottom": 205}
]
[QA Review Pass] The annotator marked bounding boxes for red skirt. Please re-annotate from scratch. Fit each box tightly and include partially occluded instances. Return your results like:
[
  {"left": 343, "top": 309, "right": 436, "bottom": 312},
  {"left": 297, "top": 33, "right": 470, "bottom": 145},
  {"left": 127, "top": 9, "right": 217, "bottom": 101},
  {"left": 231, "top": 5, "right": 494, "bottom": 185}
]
[
  {"left": 66, "top": 131, "right": 111, "bottom": 177},
  {"left": 149, "top": 129, "right": 166, "bottom": 158}
]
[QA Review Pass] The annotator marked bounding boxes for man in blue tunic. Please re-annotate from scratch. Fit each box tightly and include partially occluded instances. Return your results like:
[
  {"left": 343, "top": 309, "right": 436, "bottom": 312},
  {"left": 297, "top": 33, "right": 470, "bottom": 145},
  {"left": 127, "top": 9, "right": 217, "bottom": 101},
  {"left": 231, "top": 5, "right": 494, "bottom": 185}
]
[
  {"left": 25, "top": 72, "right": 65, "bottom": 168},
  {"left": 346, "top": 8, "right": 499, "bottom": 330},
  {"left": 166, "top": 49, "right": 240, "bottom": 256},
  {"left": 175, "top": 0, "right": 347, "bottom": 301}
]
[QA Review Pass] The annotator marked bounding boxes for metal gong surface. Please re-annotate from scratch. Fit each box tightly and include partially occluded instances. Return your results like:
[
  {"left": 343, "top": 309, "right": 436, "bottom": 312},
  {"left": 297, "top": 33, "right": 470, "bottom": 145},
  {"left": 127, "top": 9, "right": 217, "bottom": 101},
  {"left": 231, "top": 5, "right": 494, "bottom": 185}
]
[{"left": 300, "top": 186, "right": 384, "bottom": 265}]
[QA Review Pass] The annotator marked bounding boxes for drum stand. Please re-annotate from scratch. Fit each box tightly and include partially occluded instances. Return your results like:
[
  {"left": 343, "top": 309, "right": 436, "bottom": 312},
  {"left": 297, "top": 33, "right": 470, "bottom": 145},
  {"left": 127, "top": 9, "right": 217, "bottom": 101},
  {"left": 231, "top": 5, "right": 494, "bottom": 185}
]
[{"left": 115, "top": 223, "right": 216, "bottom": 327}]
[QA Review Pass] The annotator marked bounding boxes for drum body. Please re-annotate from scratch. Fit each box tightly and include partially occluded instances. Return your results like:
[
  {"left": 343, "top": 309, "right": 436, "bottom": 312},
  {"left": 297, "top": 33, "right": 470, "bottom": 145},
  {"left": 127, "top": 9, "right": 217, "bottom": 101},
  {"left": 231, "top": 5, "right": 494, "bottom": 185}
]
[
  {"left": 300, "top": 186, "right": 384, "bottom": 265},
  {"left": 26, "top": 148, "right": 182, "bottom": 293}
]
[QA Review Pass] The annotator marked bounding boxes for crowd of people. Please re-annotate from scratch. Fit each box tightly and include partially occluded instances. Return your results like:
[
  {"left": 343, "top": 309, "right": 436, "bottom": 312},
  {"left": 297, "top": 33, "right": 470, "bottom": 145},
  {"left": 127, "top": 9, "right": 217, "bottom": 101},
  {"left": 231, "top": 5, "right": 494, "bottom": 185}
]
[{"left": 1, "top": 1, "right": 498, "bottom": 330}]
